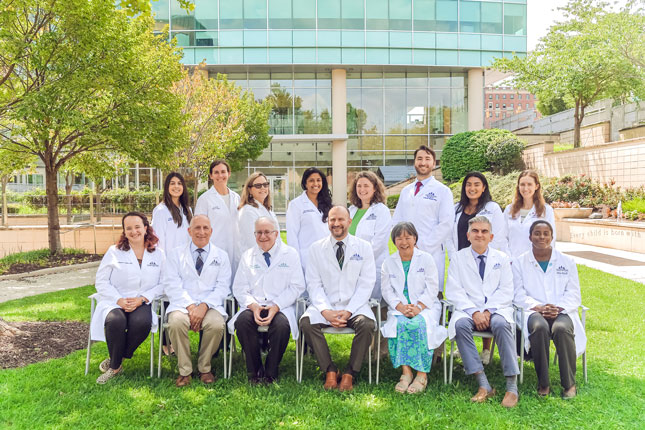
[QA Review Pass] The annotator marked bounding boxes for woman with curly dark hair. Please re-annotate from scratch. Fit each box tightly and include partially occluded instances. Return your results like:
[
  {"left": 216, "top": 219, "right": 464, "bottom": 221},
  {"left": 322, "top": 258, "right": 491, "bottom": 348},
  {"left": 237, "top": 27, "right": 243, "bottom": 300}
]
[
  {"left": 286, "top": 167, "right": 332, "bottom": 269},
  {"left": 90, "top": 212, "right": 164, "bottom": 384}
]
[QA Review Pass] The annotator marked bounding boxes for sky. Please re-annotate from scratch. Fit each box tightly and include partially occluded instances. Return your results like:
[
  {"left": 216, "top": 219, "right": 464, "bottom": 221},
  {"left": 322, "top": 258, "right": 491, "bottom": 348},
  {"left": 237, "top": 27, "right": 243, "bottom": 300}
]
[{"left": 527, "top": 0, "right": 631, "bottom": 51}]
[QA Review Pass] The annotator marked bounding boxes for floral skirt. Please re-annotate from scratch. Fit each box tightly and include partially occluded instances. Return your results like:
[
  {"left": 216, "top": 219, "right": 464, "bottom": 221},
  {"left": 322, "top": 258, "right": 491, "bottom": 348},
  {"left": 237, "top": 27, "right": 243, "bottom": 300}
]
[{"left": 388, "top": 315, "right": 434, "bottom": 373}]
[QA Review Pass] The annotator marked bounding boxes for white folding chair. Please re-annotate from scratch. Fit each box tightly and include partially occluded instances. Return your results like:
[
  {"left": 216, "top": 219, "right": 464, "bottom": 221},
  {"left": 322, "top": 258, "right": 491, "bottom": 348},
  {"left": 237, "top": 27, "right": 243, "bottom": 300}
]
[
  {"left": 85, "top": 293, "right": 157, "bottom": 377},
  {"left": 297, "top": 298, "right": 379, "bottom": 384},
  {"left": 444, "top": 300, "right": 517, "bottom": 384},
  {"left": 157, "top": 294, "right": 234, "bottom": 378},
  {"left": 226, "top": 297, "right": 304, "bottom": 379},
  {"left": 516, "top": 304, "right": 589, "bottom": 384}
]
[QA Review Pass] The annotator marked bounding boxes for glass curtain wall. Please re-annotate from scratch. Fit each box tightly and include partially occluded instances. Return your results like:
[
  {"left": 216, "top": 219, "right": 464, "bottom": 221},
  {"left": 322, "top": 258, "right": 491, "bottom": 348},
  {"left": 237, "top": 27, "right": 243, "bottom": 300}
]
[{"left": 346, "top": 70, "right": 467, "bottom": 167}]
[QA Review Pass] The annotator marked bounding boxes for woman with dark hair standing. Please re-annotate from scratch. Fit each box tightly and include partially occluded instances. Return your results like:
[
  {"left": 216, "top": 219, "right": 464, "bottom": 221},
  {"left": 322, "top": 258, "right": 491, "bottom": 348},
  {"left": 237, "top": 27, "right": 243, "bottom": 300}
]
[
  {"left": 90, "top": 212, "right": 164, "bottom": 384},
  {"left": 152, "top": 172, "right": 192, "bottom": 355},
  {"left": 286, "top": 167, "right": 332, "bottom": 269},
  {"left": 504, "top": 170, "right": 555, "bottom": 256},
  {"left": 348, "top": 171, "right": 391, "bottom": 299},
  {"left": 446, "top": 172, "right": 506, "bottom": 364},
  {"left": 447, "top": 172, "right": 507, "bottom": 260},
  {"left": 152, "top": 172, "right": 193, "bottom": 253},
  {"left": 238, "top": 171, "right": 281, "bottom": 254}
]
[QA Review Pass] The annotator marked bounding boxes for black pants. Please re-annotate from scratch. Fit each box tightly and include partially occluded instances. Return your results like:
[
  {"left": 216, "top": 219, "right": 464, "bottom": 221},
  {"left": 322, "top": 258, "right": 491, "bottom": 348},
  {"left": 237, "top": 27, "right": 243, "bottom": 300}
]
[
  {"left": 528, "top": 312, "right": 576, "bottom": 390},
  {"left": 234, "top": 309, "right": 291, "bottom": 379},
  {"left": 300, "top": 315, "right": 375, "bottom": 377},
  {"left": 104, "top": 304, "right": 152, "bottom": 370}
]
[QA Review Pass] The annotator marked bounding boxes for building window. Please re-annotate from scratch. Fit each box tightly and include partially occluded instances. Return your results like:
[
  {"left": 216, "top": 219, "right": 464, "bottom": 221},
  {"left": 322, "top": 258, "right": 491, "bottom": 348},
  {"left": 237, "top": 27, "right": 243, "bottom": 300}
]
[
  {"left": 502, "top": 94, "right": 506, "bottom": 99},
  {"left": 502, "top": 104, "right": 506, "bottom": 109},
  {"left": 496, "top": 103, "right": 499, "bottom": 108},
  {"left": 488, "top": 94, "right": 493, "bottom": 99},
  {"left": 510, "top": 103, "right": 513, "bottom": 109},
  {"left": 488, "top": 102, "right": 493, "bottom": 108},
  {"left": 496, "top": 94, "right": 499, "bottom": 99},
  {"left": 510, "top": 94, "right": 514, "bottom": 99},
  {"left": 496, "top": 112, "right": 499, "bottom": 117},
  {"left": 518, "top": 94, "right": 522, "bottom": 100},
  {"left": 527, "top": 103, "right": 530, "bottom": 109}
]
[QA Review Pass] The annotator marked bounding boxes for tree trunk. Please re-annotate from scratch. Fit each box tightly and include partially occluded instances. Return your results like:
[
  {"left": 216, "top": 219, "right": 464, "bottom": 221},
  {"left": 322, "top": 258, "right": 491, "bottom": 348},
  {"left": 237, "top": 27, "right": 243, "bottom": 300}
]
[
  {"left": 573, "top": 100, "right": 585, "bottom": 149},
  {"left": 0, "top": 317, "right": 25, "bottom": 337},
  {"left": 95, "top": 181, "right": 102, "bottom": 222},
  {"left": 89, "top": 182, "right": 95, "bottom": 223},
  {"left": 2, "top": 177, "right": 8, "bottom": 227},
  {"left": 45, "top": 163, "right": 62, "bottom": 254},
  {"left": 194, "top": 167, "right": 199, "bottom": 208},
  {"left": 65, "top": 171, "right": 73, "bottom": 224}
]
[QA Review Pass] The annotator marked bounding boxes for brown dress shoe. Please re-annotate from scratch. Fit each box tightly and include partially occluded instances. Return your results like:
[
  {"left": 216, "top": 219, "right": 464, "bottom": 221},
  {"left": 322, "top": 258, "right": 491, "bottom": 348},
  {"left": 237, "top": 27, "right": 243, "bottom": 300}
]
[
  {"left": 562, "top": 385, "right": 577, "bottom": 399},
  {"left": 199, "top": 372, "right": 215, "bottom": 384},
  {"left": 175, "top": 375, "right": 191, "bottom": 387},
  {"left": 501, "top": 391, "right": 519, "bottom": 408},
  {"left": 338, "top": 373, "right": 354, "bottom": 392},
  {"left": 537, "top": 386, "right": 550, "bottom": 397},
  {"left": 470, "top": 387, "right": 496, "bottom": 403},
  {"left": 323, "top": 371, "right": 338, "bottom": 390}
]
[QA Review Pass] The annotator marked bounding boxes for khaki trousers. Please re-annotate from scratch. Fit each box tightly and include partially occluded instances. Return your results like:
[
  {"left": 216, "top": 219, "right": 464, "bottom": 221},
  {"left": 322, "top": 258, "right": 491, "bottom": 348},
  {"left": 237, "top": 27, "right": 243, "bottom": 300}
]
[{"left": 167, "top": 309, "right": 225, "bottom": 376}]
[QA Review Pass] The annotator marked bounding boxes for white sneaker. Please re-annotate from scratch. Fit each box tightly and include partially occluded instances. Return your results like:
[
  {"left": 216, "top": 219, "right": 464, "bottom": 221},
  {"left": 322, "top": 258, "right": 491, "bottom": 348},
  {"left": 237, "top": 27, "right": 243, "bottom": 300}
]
[
  {"left": 481, "top": 349, "right": 491, "bottom": 365},
  {"left": 96, "top": 367, "right": 121, "bottom": 384},
  {"left": 99, "top": 358, "right": 110, "bottom": 373}
]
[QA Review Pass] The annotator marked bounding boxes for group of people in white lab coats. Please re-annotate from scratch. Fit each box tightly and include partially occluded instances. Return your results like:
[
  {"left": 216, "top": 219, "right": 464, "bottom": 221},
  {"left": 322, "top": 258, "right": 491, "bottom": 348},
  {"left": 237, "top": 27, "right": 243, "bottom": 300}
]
[{"left": 89, "top": 149, "right": 585, "bottom": 403}]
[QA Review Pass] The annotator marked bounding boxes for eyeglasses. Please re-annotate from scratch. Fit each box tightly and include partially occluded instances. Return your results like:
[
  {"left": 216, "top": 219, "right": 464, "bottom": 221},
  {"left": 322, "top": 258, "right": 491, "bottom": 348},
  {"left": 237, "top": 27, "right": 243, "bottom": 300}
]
[
  {"left": 250, "top": 182, "right": 270, "bottom": 189},
  {"left": 254, "top": 230, "right": 277, "bottom": 237}
]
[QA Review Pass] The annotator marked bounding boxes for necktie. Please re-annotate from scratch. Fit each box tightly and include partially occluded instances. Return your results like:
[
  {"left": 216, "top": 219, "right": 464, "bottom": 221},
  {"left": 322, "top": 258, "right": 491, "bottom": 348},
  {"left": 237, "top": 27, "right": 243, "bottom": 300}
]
[
  {"left": 195, "top": 248, "right": 204, "bottom": 275},
  {"left": 478, "top": 255, "right": 486, "bottom": 280},
  {"left": 263, "top": 251, "right": 271, "bottom": 267},
  {"left": 336, "top": 241, "right": 344, "bottom": 269},
  {"left": 414, "top": 181, "right": 423, "bottom": 196}
]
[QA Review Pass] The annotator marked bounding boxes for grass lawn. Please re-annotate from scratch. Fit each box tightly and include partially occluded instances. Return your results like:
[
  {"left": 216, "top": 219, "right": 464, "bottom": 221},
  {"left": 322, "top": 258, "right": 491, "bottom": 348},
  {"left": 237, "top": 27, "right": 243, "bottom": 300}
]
[
  {"left": 0, "top": 248, "right": 97, "bottom": 275},
  {"left": 1, "top": 266, "right": 644, "bottom": 429}
]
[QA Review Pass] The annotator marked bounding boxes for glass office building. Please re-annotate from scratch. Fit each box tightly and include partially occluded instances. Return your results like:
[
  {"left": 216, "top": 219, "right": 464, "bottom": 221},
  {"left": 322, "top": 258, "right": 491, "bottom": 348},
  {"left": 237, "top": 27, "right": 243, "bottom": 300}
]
[{"left": 152, "top": 0, "right": 527, "bottom": 210}]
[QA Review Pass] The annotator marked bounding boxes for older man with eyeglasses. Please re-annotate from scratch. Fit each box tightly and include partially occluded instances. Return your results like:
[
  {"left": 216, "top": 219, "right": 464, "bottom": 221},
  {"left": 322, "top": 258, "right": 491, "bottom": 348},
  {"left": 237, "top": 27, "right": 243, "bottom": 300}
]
[{"left": 228, "top": 217, "right": 305, "bottom": 384}]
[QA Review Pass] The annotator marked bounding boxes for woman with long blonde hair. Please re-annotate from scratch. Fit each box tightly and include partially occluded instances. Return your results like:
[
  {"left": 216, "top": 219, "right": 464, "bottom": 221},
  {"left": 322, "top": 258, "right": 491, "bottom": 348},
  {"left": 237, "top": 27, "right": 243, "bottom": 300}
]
[
  {"left": 503, "top": 170, "right": 555, "bottom": 256},
  {"left": 238, "top": 171, "right": 281, "bottom": 254}
]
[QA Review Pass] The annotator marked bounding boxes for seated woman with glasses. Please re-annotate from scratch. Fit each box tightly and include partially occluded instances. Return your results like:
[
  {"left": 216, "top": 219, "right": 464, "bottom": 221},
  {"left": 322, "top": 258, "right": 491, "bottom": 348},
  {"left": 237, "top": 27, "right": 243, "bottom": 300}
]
[{"left": 238, "top": 172, "right": 281, "bottom": 254}]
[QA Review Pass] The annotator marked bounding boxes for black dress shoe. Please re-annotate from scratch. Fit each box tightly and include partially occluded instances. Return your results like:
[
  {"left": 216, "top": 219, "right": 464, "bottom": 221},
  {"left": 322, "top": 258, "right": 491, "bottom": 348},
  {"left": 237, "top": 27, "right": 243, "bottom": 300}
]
[
  {"left": 264, "top": 376, "right": 276, "bottom": 384},
  {"left": 249, "top": 376, "right": 263, "bottom": 385}
]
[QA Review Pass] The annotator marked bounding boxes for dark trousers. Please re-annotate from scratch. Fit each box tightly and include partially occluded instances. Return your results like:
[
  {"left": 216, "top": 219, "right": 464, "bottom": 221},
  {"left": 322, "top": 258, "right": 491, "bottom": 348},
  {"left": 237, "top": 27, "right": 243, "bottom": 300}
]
[
  {"left": 104, "top": 304, "right": 151, "bottom": 370},
  {"left": 528, "top": 312, "right": 576, "bottom": 390},
  {"left": 300, "top": 314, "right": 375, "bottom": 376},
  {"left": 234, "top": 309, "right": 291, "bottom": 379}
]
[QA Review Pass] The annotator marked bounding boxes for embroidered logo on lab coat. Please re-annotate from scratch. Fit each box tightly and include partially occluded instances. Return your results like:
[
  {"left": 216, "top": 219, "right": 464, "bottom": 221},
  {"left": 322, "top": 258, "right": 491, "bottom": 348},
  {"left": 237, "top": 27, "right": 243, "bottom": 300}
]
[
  {"left": 416, "top": 267, "right": 425, "bottom": 273},
  {"left": 493, "top": 263, "right": 501, "bottom": 270},
  {"left": 252, "top": 264, "right": 261, "bottom": 269},
  {"left": 303, "top": 209, "right": 317, "bottom": 214},
  {"left": 423, "top": 192, "right": 437, "bottom": 201},
  {"left": 389, "top": 274, "right": 396, "bottom": 278},
  {"left": 209, "top": 259, "right": 221, "bottom": 266},
  {"left": 366, "top": 213, "right": 377, "bottom": 220},
  {"left": 480, "top": 209, "right": 492, "bottom": 215},
  {"left": 118, "top": 261, "right": 133, "bottom": 264},
  {"left": 147, "top": 261, "right": 159, "bottom": 267},
  {"left": 211, "top": 205, "right": 221, "bottom": 210},
  {"left": 167, "top": 217, "right": 173, "bottom": 222},
  {"left": 349, "top": 253, "right": 363, "bottom": 261},
  {"left": 278, "top": 262, "right": 289, "bottom": 268},
  {"left": 556, "top": 266, "right": 568, "bottom": 275}
]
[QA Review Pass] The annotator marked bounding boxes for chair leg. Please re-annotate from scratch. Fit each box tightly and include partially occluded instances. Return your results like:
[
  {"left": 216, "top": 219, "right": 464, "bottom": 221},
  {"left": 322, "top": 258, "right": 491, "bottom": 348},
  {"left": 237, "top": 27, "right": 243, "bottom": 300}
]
[
  {"left": 298, "top": 332, "right": 306, "bottom": 383},
  {"left": 368, "top": 345, "right": 372, "bottom": 384},
  {"left": 519, "top": 333, "right": 525, "bottom": 384},
  {"left": 376, "top": 330, "right": 380, "bottom": 385},
  {"left": 488, "top": 336, "right": 496, "bottom": 365},
  {"left": 85, "top": 298, "right": 96, "bottom": 376},
  {"left": 295, "top": 334, "right": 299, "bottom": 382},
  {"left": 227, "top": 332, "right": 234, "bottom": 379},
  {"left": 583, "top": 352, "right": 587, "bottom": 383},
  {"left": 157, "top": 301, "right": 165, "bottom": 378},
  {"left": 449, "top": 340, "right": 455, "bottom": 384},
  {"left": 443, "top": 342, "right": 447, "bottom": 385},
  {"left": 223, "top": 330, "right": 229, "bottom": 379}
]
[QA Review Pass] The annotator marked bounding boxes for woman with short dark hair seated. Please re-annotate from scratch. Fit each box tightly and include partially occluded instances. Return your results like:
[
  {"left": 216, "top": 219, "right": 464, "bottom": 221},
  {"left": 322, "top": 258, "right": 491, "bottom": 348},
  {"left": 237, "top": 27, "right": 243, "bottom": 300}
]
[
  {"left": 512, "top": 220, "right": 587, "bottom": 398},
  {"left": 90, "top": 212, "right": 164, "bottom": 384},
  {"left": 380, "top": 222, "right": 447, "bottom": 394}
]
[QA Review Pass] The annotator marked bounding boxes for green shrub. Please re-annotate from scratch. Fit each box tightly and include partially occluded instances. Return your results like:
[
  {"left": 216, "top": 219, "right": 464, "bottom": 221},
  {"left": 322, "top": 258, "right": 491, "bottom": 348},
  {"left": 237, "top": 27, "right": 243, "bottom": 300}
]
[
  {"left": 440, "top": 129, "right": 525, "bottom": 182},
  {"left": 386, "top": 194, "right": 399, "bottom": 209},
  {"left": 542, "top": 175, "right": 645, "bottom": 209},
  {"left": 623, "top": 198, "right": 645, "bottom": 213}
]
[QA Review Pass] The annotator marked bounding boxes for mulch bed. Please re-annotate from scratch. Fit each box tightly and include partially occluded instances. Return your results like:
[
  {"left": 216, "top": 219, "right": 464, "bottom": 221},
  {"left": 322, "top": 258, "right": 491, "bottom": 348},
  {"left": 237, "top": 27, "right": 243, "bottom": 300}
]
[
  {"left": 2, "top": 254, "right": 102, "bottom": 275},
  {"left": 0, "top": 321, "right": 88, "bottom": 369}
]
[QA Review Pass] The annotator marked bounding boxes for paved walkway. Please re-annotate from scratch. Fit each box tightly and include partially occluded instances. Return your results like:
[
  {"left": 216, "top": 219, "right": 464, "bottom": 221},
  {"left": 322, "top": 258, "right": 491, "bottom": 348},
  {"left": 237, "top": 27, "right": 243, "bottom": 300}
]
[
  {"left": 0, "top": 264, "right": 98, "bottom": 304},
  {"left": 0, "top": 241, "right": 642, "bottom": 304}
]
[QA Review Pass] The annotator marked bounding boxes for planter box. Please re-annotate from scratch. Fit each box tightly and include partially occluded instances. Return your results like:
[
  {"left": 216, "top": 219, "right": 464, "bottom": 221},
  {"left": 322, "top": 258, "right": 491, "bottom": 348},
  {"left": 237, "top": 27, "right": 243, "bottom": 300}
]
[
  {"left": 556, "top": 218, "right": 645, "bottom": 253},
  {"left": 553, "top": 208, "right": 593, "bottom": 221}
]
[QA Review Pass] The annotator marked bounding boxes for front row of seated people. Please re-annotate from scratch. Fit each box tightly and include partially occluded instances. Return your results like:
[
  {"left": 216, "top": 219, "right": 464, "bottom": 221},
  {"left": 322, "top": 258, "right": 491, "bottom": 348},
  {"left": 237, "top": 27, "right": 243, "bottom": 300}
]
[{"left": 91, "top": 209, "right": 585, "bottom": 404}]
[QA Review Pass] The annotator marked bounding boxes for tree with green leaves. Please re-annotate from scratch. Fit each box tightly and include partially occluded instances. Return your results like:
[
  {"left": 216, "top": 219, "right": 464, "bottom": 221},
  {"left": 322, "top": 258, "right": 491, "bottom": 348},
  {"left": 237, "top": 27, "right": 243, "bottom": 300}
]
[
  {"left": 493, "top": 0, "right": 645, "bottom": 148},
  {"left": 0, "top": 0, "right": 185, "bottom": 253},
  {"left": 0, "top": 149, "right": 36, "bottom": 226},
  {"left": 168, "top": 65, "right": 272, "bottom": 203}
]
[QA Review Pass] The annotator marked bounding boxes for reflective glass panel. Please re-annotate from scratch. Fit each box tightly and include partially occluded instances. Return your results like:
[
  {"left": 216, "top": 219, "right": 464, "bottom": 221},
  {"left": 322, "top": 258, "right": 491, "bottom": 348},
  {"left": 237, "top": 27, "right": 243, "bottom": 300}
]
[
  {"left": 429, "top": 88, "right": 450, "bottom": 133},
  {"left": 429, "top": 72, "right": 451, "bottom": 87},
  {"left": 389, "top": 0, "right": 412, "bottom": 30},
  {"left": 366, "top": 0, "right": 388, "bottom": 30},
  {"left": 318, "top": 0, "right": 341, "bottom": 29},
  {"left": 460, "top": 1, "right": 480, "bottom": 33},
  {"left": 407, "top": 88, "right": 428, "bottom": 134},
  {"left": 481, "top": 2, "right": 502, "bottom": 34},
  {"left": 347, "top": 88, "right": 363, "bottom": 134},
  {"left": 194, "top": 0, "right": 217, "bottom": 29},
  {"left": 220, "top": 2, "right": 243, "bottom": 29},
  {"left": 435, "top": 0, "right": 458, "bottom": 32},
  {"left": 293, "top": 0, "right": 316, "bottom": 29},
  {"left": 504, "top": 4, "right": 527, "bottom": 36},
  {"left": 342, "top": 0, "right": 364, "bottom": 30},
  {"left": 152, "top": 0, "right": 169, "bottom": 31},
  {"left": 269, "top": 0, "right": 291, "bottom": 29},
  {"left": 362, "top": 88, "right": 384, "bottom": 134},
  {"left": 451, "top": 88, "right": 467, "bottom": 133},
  {"left": 384, "top": 88, "right": 406, "bottom": 134},
  {"left": 171, "top": 0, "right": 194, "bottom": 30},
  {"left": 413, "top": 0, "right": 435, "bottom": 31},
  {"left": 244, "top": 0, "right": 267, "bottom": 29}
]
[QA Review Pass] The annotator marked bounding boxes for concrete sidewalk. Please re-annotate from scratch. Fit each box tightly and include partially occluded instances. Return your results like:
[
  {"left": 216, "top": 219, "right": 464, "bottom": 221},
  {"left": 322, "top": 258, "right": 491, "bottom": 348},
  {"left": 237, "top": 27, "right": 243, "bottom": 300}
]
[
  {"left": 557, "top": 241, "right": 645, "bottom": 285},
  {"left": 0, "top": 262, "right": 99, "bottom": 304}
]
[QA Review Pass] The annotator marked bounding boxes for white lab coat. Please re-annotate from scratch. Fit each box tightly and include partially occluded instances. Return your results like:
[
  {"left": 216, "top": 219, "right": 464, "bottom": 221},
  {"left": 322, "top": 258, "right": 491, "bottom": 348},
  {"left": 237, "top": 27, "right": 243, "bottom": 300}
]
[
  {"left": 380, "top": 248, "right": 447, "bottom": 350},
  {"left": 391, "top": 176, "right": 454, "bottom": 288},
  {"left": 194, "top": 186, "right": 241, "bottom": 273},
  {"left": 302, "top": 235, "right": 376, "bottom": 325},
  {"left": 90, "top": 245, "right": 164, "bottom": 342},
  {"left": 151, "top": 202, "right": 191, "bottom": 253},
  {"left": 512, "top": 249, "right": 587, "bottom": 356},
  {"left": 445, "top": 246, "right": 515, "bottom": 340},
  {"left": 349, "top": 202, "right": 392, "bottom": 299},
  {"left": 228, "top": 241, "right": 306, "bottom": 339},
  {"left": 504, "top": 203, "right": 556, "bottom": 257},
  {"left": 237, "top": 201, "right": 281, "bottom": 255},
  {"left": 286, "top": 191, "right": 329, "bottom": 270},
  {"left": 163, "top": 241, "right": 231, "bottom": 317},
  {"left": 446, "top": 201, "right": 508, "bottom": 259}
]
